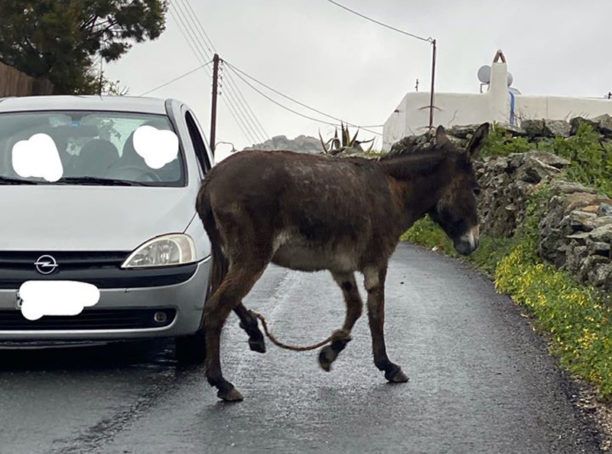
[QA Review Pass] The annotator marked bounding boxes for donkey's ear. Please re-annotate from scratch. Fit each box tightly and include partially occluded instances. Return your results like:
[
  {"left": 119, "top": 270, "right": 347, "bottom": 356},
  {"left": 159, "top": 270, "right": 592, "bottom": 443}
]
[
  {"left": 466, "top": 122, "right": 489, "bottom": 159},
  {"left": 435, "top": 125, "right": 450, "bottom": 146}
]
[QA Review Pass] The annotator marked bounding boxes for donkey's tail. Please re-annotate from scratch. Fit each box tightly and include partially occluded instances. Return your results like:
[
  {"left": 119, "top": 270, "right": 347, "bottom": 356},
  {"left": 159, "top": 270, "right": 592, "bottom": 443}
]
[{"left": 199, "top": 196, "right": 228, "bottom": 299}]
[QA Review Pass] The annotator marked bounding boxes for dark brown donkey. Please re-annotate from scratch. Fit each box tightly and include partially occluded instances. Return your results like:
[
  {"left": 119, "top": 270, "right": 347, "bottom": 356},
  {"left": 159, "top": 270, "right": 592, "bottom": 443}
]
[{"left": 196, "top": 123, "right": 489, "bottom": 401}]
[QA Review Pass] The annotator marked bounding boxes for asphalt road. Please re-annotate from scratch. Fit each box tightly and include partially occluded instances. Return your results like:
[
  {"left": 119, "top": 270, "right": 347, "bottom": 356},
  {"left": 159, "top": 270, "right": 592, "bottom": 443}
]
[{"left": 0, "top": 244, "right": 600, "bottom": 454}]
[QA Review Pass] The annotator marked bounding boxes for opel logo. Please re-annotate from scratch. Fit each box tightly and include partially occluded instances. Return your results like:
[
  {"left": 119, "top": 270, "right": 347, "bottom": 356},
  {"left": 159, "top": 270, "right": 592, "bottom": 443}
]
[{"left": 34, "top": 255, "right": 58, "bottom": 275}]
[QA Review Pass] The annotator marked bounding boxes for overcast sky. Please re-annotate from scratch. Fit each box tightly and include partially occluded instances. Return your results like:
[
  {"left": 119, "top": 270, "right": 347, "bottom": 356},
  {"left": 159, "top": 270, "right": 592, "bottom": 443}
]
[{"left": 107, "top": 0, "right": 612, "bottom": 159}]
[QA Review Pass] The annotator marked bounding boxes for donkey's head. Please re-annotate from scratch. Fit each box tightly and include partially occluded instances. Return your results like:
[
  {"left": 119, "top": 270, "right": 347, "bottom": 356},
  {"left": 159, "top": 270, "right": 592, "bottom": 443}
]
[{"left": 428, "top": 123, "right": 489, "bottom": 255}]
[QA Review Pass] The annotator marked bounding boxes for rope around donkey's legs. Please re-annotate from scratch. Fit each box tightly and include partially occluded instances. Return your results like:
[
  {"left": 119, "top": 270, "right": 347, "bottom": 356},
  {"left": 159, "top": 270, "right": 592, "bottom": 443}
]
[{"left": 251, "top": 311, "right": 350, "bottom": 352}]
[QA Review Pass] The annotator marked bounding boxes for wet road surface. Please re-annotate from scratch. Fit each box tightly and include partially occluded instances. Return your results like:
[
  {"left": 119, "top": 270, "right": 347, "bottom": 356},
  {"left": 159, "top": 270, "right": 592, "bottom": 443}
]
[{"left": 0, "top": 244, "right": 600, "bottom": 453}]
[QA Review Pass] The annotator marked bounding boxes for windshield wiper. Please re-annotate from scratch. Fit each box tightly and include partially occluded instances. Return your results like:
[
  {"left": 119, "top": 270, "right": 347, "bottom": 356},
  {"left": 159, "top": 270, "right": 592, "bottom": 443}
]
[
  {"left": 0, "top": 176, "right": 39, "bottom": 185},
  {"left": 56, "top": 177, "right": 150, "bottom": 186}
]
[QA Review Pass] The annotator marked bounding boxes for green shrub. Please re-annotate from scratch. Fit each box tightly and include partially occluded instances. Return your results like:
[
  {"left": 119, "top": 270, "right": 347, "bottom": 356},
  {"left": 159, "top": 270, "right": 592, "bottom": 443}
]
[
  {"left": 539, "top": 123, "right": 612, "bottom": 196},
  {"left": 481, "top": 123, "right": 611, "bottom": 196},
  {"left": 481, "top": 124, "right": 531, "bottom": 158}
]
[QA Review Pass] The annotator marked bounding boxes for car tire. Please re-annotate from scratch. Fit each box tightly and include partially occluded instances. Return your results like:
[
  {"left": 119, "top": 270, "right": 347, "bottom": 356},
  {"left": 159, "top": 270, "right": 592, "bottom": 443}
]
[{"left": 175, "top": 329, "right": 206, "bottom": 365}]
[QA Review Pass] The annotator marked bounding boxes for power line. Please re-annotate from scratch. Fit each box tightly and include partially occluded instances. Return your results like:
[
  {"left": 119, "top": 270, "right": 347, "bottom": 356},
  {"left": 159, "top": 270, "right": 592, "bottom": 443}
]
[
  {"left": 171, "top": 2, "right": 263, "bottom": 144},
  {"left": 227, "top": 63, "right": 382, "bottom": 136},
  {"left": 172, "top": 1, "right": 257, "bottom": 144},
  {"left": 180, "top": 0, "right": 269, "bottom": 140},
  {"left": 172, "top": 1, "right": 258, "bottom": 144},
  {"left": 326, "top": 0, "right": 437, "bottom": 130},
  {"left": 181, "top": 0, "right": 269, "bottom": 141},
  {"left": 326, "top": 0, "right": 432, "bottom": 43},
  {"left": 174, "top": 0, "right": 268, "bottom": 143},
  {"left": 138, "top": 60, "right": 212, "bottom": 96},
  {"left": 225, "top": 60, "right": 383, "bottom": 135}
]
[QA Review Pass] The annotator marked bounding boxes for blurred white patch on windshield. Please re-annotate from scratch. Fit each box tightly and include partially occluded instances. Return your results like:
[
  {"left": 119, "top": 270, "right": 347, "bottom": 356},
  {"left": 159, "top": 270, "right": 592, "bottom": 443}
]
[
  {"left": 18, "top": 281, "right": 100, "bottom": 321},
  {"left": 12, "top": 133, "right": 63, "bottom": 182},
  {"left": 133, "top": 125, "right": 179, "bottom": 169}
]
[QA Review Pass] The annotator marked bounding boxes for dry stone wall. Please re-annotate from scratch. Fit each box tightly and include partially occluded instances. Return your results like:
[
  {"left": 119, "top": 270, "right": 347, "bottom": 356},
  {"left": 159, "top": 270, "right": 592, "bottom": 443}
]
[{"left": 446, "top": 122, "right": 612, "bottom": 291}]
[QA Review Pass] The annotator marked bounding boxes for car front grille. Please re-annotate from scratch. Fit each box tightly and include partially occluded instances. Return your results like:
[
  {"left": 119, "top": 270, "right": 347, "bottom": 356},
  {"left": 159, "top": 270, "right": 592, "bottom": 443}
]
[
  {"left": 0, "top": 308, "right": 176, "bottom": 331},
  {"left": 0, "top": 251, "right": 128, "bottom": 271},
  {"left": 0, "top": 251, "right": 199, "bottom": 289}
]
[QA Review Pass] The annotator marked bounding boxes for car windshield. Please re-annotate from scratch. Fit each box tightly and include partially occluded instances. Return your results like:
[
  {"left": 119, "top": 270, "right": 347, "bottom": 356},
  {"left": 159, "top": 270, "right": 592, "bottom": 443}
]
[{"left": 0, "top": 111, "right": 184, "bottom": 186}]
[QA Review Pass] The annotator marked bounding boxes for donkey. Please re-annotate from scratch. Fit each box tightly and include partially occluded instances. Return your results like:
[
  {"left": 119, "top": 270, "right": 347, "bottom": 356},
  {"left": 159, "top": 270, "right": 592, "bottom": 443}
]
[{"left": 196, "top": 123, "right": 489, "bottom": 401}]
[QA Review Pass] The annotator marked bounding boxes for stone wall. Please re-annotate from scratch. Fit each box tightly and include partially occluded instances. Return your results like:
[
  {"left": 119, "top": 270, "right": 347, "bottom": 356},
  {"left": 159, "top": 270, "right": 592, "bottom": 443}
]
[{"left": 447, "top": 123, "right": 612, "bottom": 291}]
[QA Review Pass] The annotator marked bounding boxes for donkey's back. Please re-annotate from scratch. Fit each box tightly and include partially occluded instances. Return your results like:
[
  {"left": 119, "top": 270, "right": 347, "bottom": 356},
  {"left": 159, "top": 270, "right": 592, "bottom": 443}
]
[{"left": 198, "top": 150, "right": 402, "bottom": 273}]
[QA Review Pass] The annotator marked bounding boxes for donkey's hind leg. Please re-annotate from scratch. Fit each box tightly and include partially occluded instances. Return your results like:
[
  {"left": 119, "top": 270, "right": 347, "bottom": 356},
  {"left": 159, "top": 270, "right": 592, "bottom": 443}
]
[
  {"left": 319, "top": 272, "right": 363, "bottom": 372},
  {"left": 204, "top": 262, "right": 267, "bottom": 402},
  {"left": 234, "top": 304, "right": 266, "bottom": 353}
]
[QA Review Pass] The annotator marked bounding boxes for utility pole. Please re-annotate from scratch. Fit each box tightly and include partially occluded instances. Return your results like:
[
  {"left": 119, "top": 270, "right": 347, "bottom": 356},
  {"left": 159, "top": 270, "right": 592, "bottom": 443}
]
[
  {"left": 428, "top": 39, "right": 436, "bottom": 132},
  {"left": 210, "top": 53, "right": 220, "bottom": 156}
]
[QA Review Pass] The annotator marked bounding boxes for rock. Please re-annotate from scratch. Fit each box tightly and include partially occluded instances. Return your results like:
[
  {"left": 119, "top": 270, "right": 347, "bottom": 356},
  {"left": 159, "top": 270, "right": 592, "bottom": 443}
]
[
  {"left": 504, "top": 125, "right": 528, "bottom": 137},
  {"left": 565, "top": 245, "right": 588, "bottom": 273},
  {"left": 526, "top": 151, "right": 570, "bottom": 169},
  {"left": 581, "top": 205, "right": 600, "bottom": 214},
  {"left": 569, "top": 117, "right": 598, "bottom": 135},
  {"left": 522, "top": 119, "right": 550, "bottom": 137},
  {"left": 515, "top": 152, "right": 565, "bottom": 183},
  {"left": 545, "top": 120, "right": 571, "bottom": 138},
  {"left": 566, "top": 231, "right": 591, "bottom": 244},
  {"left": 587, "top": 263, "right": 612, "bottom": 290},
  {"left": 389, "top": 134, "right": 431, "bottom": 154},
  {"left": 589, "top": 224, "right": 612, "bottom": 244},
  {"left": 593, "top": 114, "right": 612, "bottom": 135},
  {"left": 598, "top": 203, "right": 612, "bottom": 216},
  {"left": 564, "top": 192, "right": 609, "bottom": 212},
  {"left": 244, "top": 135, "right": 324, "bottom": 154},
  {"left": 520, "top": 119, "right": 571, "bottom": 138},
  {"left": 588, "top": 241, "right": 610, "bottom": 257},
  {"left": 564, "top": 210, "right": 597, "bottom": 232},
  {"left": 447, "top": 124, "right": 479, "bottom": 139},
  {"left": 593, "top": 216, "right": 612, "bottom": 228},
  {"left": 550, "top": 180, "right": 597, "bottom": 195},
  {"left": 578, "top": 255, "right": 609, "bottom": 282}
]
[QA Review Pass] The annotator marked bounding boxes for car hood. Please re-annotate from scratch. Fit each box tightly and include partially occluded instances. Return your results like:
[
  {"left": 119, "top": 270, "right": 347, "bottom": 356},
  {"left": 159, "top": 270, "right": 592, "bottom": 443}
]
[{"left": 0, "top": 186, "right": 196, "bottom": 251}]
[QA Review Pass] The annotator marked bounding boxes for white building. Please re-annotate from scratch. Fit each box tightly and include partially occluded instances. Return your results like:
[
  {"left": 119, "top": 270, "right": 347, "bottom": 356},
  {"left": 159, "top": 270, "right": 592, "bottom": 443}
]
[{"left": 382, "top": 50, "right": 612, "bottom": 150}]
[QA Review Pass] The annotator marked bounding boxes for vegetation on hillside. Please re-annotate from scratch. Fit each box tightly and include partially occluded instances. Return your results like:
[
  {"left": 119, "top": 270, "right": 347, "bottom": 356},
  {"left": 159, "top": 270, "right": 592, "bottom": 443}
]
[{"left": 482, "top": 123, "right": 611, "bottom": 195}]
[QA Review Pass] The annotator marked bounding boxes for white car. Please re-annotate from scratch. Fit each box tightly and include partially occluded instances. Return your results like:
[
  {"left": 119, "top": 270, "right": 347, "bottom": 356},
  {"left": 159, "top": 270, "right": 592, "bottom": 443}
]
[{"left": 0, "top": 95, "right": 214, "bottom": 362}]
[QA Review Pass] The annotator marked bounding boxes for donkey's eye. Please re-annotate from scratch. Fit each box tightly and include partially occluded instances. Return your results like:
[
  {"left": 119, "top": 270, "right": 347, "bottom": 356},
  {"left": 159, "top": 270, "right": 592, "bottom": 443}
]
[{"left": 473, "top": 187, "right": 481, "bottom": 196}]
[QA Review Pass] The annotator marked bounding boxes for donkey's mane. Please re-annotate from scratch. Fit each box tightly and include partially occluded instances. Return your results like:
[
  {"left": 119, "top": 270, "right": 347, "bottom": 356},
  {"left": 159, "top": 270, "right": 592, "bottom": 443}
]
[{"left": 377, "top": 145, "right": 448, "bottom": 180}]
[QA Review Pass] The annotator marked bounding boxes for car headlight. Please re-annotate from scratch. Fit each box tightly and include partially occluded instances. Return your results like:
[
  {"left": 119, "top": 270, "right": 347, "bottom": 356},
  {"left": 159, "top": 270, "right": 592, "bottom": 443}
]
[{"left": 121, "top": 234, "right": 197, "bottom": 268}]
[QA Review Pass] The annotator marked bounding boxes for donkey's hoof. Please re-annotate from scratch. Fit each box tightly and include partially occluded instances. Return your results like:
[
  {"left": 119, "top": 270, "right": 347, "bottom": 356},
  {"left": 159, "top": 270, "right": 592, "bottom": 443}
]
[
  {"left": 385, "top": 366, "right": 409, "bottom": 383},
  {"left": 217, "top": 387, "right": 244, "bottom": 402},
  {"left": 318, "top": 345, "right": 337, "bottom": 372},
  {"left": 248, "top": 338, "right": 266, "bottom": 353}
]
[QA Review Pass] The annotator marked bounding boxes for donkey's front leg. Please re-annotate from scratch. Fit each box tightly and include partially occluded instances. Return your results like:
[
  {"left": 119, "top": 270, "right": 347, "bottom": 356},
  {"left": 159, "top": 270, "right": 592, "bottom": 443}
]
[
  {"left": 364, "top": 266, "right": 409, "bottom": 383},
  {"left": 234, "top": 303, "right": 266, "bottom": 353},
  {"left": 318, "top": 272, "right": 363, "bottom": 371}
]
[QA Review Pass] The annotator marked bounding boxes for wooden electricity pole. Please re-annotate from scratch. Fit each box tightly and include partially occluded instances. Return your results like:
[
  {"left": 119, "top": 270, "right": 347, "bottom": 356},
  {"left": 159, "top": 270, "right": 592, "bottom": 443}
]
[
  {"left": 428, "top": 39, "right": 437, "bottom": 132},
  {"left": 210, "top": 53, "right": 220, "bottom": 156}
]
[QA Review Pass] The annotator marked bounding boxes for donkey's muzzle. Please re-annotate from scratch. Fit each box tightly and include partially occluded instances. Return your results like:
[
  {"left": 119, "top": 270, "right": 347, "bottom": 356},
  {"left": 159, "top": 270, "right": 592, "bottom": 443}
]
[{"left": 454, "top": 226, "right": 480, "bottom": 256}]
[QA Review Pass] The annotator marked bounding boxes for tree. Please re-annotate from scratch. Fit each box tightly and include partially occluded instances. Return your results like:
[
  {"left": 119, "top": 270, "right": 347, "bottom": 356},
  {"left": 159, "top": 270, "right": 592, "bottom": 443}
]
[{"left": 0, "top": 0, "right": 167, "bottom": 94}]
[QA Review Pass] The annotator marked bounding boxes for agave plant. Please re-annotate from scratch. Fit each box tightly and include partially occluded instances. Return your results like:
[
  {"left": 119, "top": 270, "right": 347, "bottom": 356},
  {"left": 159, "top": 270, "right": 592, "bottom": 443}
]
[{"left": 319, "top": 123, "right": 374, "bottom": 155}]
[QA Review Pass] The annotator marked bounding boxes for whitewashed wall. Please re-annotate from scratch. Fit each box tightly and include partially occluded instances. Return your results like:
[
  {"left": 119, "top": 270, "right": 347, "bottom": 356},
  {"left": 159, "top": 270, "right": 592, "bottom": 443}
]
[{"left": 383, "top": 59, "right": 612, "bottom": 150}]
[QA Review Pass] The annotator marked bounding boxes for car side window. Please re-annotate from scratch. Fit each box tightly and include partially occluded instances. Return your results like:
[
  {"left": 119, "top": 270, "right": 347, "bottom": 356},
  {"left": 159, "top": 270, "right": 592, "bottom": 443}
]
[{"left": 185, "top": 111, "right": 211, "bottom": 175}]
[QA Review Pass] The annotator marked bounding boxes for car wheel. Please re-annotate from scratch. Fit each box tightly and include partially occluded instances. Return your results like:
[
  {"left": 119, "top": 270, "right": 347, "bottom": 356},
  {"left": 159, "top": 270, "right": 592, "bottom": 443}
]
[{"left": 175, "top": 329, "right": 206, "bottom": 364}]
